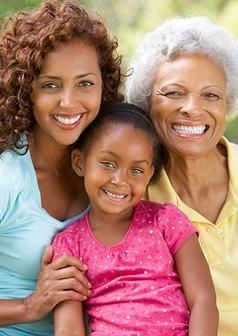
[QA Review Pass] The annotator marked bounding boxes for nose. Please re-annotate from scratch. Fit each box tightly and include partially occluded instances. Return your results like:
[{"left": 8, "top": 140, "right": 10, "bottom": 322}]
[
  {"left": 111, "top": 170, "right": 128, "bottom": 186},
  {"left": 179, "top": 94, "right": 204, "bottom": 119},
  {"left": 59, "top": 88, "right": 79, "bottom": 109}
]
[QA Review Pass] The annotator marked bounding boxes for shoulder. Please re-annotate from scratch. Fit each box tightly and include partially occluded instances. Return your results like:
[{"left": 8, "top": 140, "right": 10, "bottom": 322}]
[
  {"left": 137, "top": 200, "right": 193, "bottom": 229},
  {"left": 136, "top": 201, "right": 196, "bottom": 254},
  {"left": 52, "top": 215, "right": 86, "bottom": 243},
  {"left": 0, "top": 149, "right": 33, "bottom": 202},
  {"left": 221, "top": 136, "right": 238, "bottom": 154},
  {"left": 228, "top": 141, "right": 238, "bottom": 154},
  {"left": 136, "top": 199, "right": 182, "bottom": 217},
  {"left": 52, "top": 216, "right": 87, "bottom": 259},
  {"left": 0, "top": 150, "right": 26, "bottom": 220},
  {"left": 0, "top": 148, "right": 30, "bottom": 183}
]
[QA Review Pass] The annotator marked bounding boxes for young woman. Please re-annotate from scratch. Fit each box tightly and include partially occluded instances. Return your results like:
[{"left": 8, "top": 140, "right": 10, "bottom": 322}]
[{"left": 0, "top": 1, "right": 122, "bottom": 335}]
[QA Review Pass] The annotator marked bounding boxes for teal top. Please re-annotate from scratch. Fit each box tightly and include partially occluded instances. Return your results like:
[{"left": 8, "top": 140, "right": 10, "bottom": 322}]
[{"left": 0, "top": 144, "right": 88, "bottom": 335}]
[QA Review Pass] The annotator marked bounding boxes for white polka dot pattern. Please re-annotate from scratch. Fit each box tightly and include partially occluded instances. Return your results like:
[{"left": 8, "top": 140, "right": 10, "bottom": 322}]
[{"left": 52, "top": 200, "right": 197, "bottom": 335}]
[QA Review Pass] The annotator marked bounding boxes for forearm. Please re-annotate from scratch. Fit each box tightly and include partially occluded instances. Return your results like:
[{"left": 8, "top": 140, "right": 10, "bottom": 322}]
[
  {"left": 54, "top": 300, "right": 85, "bottom": 336},
  {"left": 0, "top": 298, "right": 35, "bottom": 326},
  {"left": 189, "top": 297, "right": 218, "bottom": 336},
  {"left": 55, "top": 330, "right": 85, "bottom": 336}
]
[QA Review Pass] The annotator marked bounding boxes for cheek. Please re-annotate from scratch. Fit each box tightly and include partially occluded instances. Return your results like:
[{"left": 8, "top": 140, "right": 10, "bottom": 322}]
[
  {"left": 134, "top": 178, "right": 150, "bottom": 194},
  {"left": 32, "top": 93, "right": 54, "bottom": 114},
  {"left": 150, "top": 113, "right": 165, "bottom": 136},
  {"left": 87, "top": 91, "right": 102, "bottom": 114}
]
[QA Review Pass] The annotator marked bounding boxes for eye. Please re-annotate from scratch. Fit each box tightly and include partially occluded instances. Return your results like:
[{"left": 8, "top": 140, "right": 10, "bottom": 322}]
[
  {"left": 164, "top": 91, "right": 184, "bottom": 99},
  {"left": 131, "top": 167, "right": 144, "bottom": 175},
  {"left": 202, "top": 92, "right": 220, "bottom": 100},
  {"left": 100, "top": 161, "right": 116, "bottom": 169},
  {"left": 39, "top": 82, "right": 60, "bottom": 91},
  {"left": 78, "top": 80, "right": 94, "bottom": 88}
]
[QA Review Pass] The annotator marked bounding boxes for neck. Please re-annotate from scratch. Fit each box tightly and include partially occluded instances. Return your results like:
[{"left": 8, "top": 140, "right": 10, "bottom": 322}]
[
  {"left": 88, "top": 207, "right": 133, "bottom": 246},
  {"left": 28, "top": 131, "right": 71, "bottom": 171},
  {"left": 89, "top": 207, "right": 133, "bottom": 230},
  {"left": 165, "top": 144, "right": 228, "bottom": 196}
]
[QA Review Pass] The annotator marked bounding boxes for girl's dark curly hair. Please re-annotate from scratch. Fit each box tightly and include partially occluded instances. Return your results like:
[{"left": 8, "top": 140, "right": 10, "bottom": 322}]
[{"left": 0, "top": 0, "right": 123, "bottom": 153}]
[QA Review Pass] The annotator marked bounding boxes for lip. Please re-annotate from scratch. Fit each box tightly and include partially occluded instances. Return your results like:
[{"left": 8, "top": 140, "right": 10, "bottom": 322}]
[
  {"left": 52, "top": 113, "right": 86, "bottom": 130},
  {"left": 102, "top": 188, "right": 129, "bottom": 202},
  {"left": 171, "top": 122, "right": 209, "bottom": 139}
]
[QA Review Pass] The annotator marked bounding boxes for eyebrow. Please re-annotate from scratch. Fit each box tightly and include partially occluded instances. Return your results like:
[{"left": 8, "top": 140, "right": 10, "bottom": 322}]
[
  {"left": 37, "top": 73, "right": 97, "bottom": 79},
  {"left": 159, "top": 83, "right": 223, "bottom": 90},
  {"left": 202, "top": 85, "right": 224, "bottom": 90},
  {"left": 101, "top": 150, "right": 150, "bottom": 165}
]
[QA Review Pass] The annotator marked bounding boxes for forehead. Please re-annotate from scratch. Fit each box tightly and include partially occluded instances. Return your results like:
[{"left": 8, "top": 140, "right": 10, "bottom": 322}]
[
  {"left": 89, "top": 122, "right": 154, "bottom": 154},
  {"left": 154, "top": 54, "right": 227, "bottom": 88},
  {"left": 40, "top": 39, "right": 99, "bottom": 73},
  {"left": 101, "top": 122, "right": 152, "bottom": 141}
]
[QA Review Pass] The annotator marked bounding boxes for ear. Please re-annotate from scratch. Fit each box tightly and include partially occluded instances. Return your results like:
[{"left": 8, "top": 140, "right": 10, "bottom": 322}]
[{"left": 71, "top": 149, "right": 85, "bottom": 177}]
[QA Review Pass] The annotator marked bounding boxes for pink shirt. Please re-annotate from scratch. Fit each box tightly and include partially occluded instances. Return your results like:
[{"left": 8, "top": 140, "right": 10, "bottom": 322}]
[{"left": 52, "top": 200, "right": 197, "bottom": 336}]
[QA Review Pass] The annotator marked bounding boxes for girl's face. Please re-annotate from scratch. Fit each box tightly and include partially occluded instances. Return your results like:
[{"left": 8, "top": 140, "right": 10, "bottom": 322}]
[
  {"left": 31, "top": 39, "right": 102, "bottom": 147},
  {"left": 149, "top": 54, "right": 227, "bottom": 158},
  {"left": 72, "top": 123, "right": 155, "bottom": 219}
]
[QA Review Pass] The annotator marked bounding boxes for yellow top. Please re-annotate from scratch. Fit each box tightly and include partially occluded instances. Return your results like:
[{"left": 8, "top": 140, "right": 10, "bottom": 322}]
[{"left": 146, "top": 137, "right": 238, "bottom": 336}]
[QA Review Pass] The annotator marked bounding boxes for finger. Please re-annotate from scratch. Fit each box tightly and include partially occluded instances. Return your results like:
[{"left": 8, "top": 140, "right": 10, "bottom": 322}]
[
  {"left": 53, "top": 277, "right": 92, "bottom": 296},
  {"left": 41, "top": 246, "right": 53, "bottom": 269},
  {"left": 49, "top": 255, "right": 88, "bottom": 272},
  {"left": 53, "top": 290, "right": 88, "bottom": 306},
  {"left": 54, "top": 265, "right": 91, "bottom": 288}
]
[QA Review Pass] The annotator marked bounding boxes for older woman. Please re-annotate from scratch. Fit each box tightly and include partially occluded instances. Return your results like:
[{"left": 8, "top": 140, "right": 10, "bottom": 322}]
[{"left": 126, "top": 16, "right": 238, "bottom": 336}]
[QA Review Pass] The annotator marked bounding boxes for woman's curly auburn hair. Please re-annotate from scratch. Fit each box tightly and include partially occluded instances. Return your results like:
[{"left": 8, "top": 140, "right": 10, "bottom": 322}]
[{"left": 0, "top": 0, "right": 123, "bottom": 153}]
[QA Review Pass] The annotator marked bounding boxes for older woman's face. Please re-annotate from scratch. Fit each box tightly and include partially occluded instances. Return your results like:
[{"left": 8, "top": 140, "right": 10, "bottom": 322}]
[{"left": 149, "top": 54, "right": 227, "bottom": 158}]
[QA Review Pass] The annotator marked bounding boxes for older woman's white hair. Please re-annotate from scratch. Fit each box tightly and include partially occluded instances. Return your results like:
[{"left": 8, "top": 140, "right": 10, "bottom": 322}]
[{"left": 126, "top": 16, "right": 238, "bottom": 116}]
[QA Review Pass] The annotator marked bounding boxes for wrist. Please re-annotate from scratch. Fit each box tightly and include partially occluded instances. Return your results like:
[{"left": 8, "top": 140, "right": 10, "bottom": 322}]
[{"left": 23, "top": 295, "right": 38, "bottom": 323}]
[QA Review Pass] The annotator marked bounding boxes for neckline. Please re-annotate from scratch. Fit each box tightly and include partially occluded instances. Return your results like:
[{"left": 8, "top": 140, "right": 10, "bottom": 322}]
[
  {"left": 24, "top": 140, "right": 89, "bottom": 224},
  {"left": 84, "top": 204, "right": 139, "bottom": 250},
  {"left": 161, "top": 138, "right": 236, "bottom": 225}
]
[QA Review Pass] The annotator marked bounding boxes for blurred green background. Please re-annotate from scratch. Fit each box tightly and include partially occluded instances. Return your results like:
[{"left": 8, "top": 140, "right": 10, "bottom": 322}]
[{"left": 0, "top": 0, "right": 237, "bottom": 142}]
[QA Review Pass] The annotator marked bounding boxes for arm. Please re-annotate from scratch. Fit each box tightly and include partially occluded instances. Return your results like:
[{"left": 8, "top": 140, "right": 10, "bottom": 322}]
[
  {"left": 54, "top": 300, "right": 85, "bottom": 336},
  {"left": 0, "top": 246, "right": 91, "bottom": 326},
  {"left": 174, "top": 233, "right": 218, "bottom": 336}
]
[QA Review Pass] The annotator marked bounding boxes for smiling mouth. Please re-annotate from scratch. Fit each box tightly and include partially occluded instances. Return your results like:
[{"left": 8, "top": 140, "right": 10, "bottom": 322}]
[
  {"left": 172, "top": 124, "right": 209, "bottom": 135},
  {"left": 53, "top": 114, "right": 83, "bottom": 125},
  {"left": 103, "top": 189, "right": 128, "bottom": 200}
]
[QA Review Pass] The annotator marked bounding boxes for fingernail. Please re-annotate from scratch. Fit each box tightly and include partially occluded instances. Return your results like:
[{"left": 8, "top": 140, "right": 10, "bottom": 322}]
[
  {"left": 88, "top": 290, "right": 92, "bottom": 296},
  {"left": 83, "top": 264, "right": 88, "bottom": 271},
  {"left": 88, "top": 282, "right": 92, "bottom": 288},
  {"left": 82, "top": 296, "right": 88, "bottom": 300}
]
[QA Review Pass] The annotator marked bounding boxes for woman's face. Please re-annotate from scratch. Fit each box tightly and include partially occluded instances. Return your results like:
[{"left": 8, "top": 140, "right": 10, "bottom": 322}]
[
  {"left": 31, "top": 39, "right": 102, "bottom": 147},
  {"left": 149, "top": 54, "right": 227, "bottom": 158}
]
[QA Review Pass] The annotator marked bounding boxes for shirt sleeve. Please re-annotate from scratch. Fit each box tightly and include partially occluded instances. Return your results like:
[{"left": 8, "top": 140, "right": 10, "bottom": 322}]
[
  {"left": 52, "top": 228, "right": 79, "bottom": 261},
  {"left": 157, "top": 202, "right": 198, "bottom": 255}
]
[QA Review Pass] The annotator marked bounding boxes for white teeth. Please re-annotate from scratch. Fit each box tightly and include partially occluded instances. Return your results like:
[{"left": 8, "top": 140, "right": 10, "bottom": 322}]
[
  {"left": 104, "top": 190, "right": 126, "bottom": 199},
  {"left": 54, "top": 114, "right": 81, "bottom": 125},
  {"left": 173, "top": 125, "right": 206, "bottom": 135}
]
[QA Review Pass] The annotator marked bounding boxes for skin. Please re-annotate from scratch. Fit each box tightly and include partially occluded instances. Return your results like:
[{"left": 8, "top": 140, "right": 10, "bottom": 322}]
[
  {"left": 54, "top": 123, "right": 218, "bottom": 336},
  {"left": 72, "top": 124, "right": 155, "bottom": 246},
  {"left": 30, "top": 38, "right": 102, "bottom": 220},
  {"left": 0, "top": 38, "right": 103, "bottom": 325},
  {"left": 149, "top": 54, "right": 229, "bottom": 223}
]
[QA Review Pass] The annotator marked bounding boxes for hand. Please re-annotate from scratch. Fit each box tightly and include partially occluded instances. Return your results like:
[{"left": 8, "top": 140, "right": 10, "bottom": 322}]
[{"left": 24, "top": 246, "right": 91, "bottom": 322}]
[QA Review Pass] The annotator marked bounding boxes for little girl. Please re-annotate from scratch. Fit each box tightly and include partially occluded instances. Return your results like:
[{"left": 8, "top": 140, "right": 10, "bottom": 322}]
[{"left": 52, "top": 102, "right": 218, "bottom": 336}]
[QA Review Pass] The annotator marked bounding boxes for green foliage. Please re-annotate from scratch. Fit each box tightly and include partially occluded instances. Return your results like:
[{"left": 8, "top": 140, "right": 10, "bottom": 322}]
[
  {"left": 0, "top": 0, "right": 40, "bottom": 17},
  {"left": 225, "top": 115, "right": 238, "bottom": 143}
]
